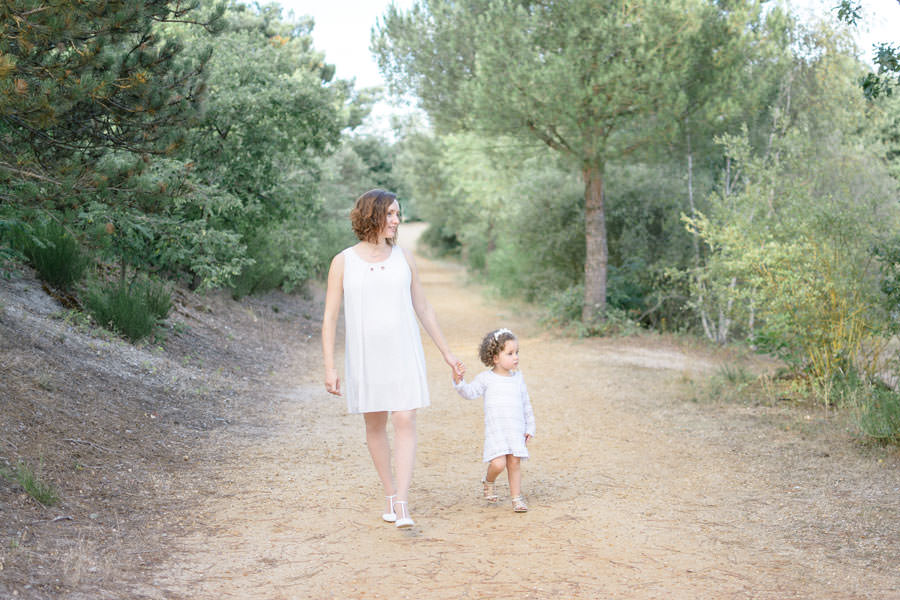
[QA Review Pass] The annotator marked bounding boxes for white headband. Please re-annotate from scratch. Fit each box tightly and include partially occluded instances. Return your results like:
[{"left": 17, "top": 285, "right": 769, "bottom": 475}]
[{"left": 493, "top": 328, "right": 513, "bottom": 340}]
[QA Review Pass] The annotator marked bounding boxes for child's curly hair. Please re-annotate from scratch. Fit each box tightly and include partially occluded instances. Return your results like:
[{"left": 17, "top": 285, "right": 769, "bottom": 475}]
[
  {"left": 350, "top": 189, "right": 398, "bottom": 244},
  {"left": 478, "top": 328, "right": 517, "bottom": 367}
]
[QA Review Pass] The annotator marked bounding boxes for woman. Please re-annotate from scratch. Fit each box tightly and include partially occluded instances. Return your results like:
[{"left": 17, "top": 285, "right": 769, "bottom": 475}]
[{"left": 322, "top": 189, "right": 463, "bottom": 528}]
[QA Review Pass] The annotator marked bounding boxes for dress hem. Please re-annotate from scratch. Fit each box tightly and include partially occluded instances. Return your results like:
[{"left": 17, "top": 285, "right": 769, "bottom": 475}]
[
  {"left": 483, "top": 451, "right": 529, "bottom": 462},
  {"left": 348, "top": 404, "right": 430, "bottom": 415}
]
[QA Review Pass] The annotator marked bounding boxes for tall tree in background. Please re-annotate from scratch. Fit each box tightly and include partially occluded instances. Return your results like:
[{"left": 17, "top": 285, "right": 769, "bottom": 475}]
[
  {"left": 0, "top": 0, "right": 221, "bottom": 205},
  {"left": 672, "top": 2, "right": 793, "bottom": 341},
  {"left": 375, "top": 0, "right": 765, "bottom": 323},
  {"left": 157, "top": 1, "right": 357, "bottom": 292}
]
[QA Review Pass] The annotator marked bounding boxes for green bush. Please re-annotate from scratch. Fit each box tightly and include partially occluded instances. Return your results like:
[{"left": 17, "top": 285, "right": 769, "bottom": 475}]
[
  {"left": 229, "top": 224, "right": 318, "bottom": 299},
  {"left": 141, "top": 277, "right": 173, "bottom": 321},
  {"left": 0, "top": 460, "right": 59, "bottom": 506},
  {"left": 486, "top": 163, "right": 585, "bottom": 302},
  {"left": 13, "top": 220, "right": 89, "bottom": 290},
  {"left": 420, "top": 223, "right": 462, "bottom": 258},
  {"left": 0, "top": 217, "right": 26, "bottom": 269},
  {"left": 543, "top": 283, "right": 584, "bottom": 326},
  {"left": 855, "top": 387, "right": 900, "bottom": 445},
  {"left": 85, "top": 277, "right": 171, "bottom": 341}
]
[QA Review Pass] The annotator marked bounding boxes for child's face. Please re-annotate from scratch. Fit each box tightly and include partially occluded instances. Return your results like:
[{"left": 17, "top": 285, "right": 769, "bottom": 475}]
[{"left": 493, "top": 339, "right": 519, "bottom": 373}]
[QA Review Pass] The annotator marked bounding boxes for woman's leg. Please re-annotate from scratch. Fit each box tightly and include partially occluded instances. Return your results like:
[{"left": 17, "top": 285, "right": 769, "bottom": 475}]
[
  {"left": 363, "top": 412, "right": 395, "bottom": 504},
  {"left": 486, "top": 455, "right": 507, "bottom": 483},
  {"left": 391, "top": 409, "right": 417, "bottom": 503},
  {"left": 506, "top": 455, "right": 522, "bottom": 497}
]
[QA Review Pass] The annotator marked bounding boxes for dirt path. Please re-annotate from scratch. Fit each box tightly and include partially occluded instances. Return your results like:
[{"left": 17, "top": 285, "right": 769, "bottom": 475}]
[{"left": 152, "top": 224, "right": 900, "bottom": 599}]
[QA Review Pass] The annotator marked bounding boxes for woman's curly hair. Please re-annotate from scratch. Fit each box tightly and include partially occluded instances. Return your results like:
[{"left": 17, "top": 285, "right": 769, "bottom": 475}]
[
  {"left": 478, "top": 328, "right": 517, "bottom": 367},
  {"left": 350, "top": 189, "right": 398, "bottom": 244}
]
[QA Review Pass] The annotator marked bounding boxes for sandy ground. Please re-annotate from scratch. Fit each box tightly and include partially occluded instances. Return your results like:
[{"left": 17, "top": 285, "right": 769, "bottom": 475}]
[{"left": 133, "top": 223, "right": 900, "bottom": 599}]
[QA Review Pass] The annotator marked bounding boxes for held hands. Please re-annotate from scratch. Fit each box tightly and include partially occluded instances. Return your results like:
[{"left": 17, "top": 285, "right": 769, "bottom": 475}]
[
  {"left": 446, "top": 353, "right": 465, "bottom": 384},
  {"left": 325, "top": 368, "right": 342, "bottom": 396}
]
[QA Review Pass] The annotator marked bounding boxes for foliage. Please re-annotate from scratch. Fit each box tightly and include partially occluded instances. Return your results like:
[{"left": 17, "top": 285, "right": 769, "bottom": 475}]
[
  {"left": 834, "top": 0, "right": 900, "bottom": 99},
  {"left": 167, "top": 1, "right": 358, "bottom": 290},
  {"left": 0, "top": 214, "right": 26, "bottom": 273},
  {"left": 85, "top": 277, "right": 172, "bottom": 342},
  {"left": 543, "top": 284, "right": 585, "bottom": 327},
  {"left": 0, "top": 460, "right": 59, "bottom": 506},
  {"left": 228, "top": 220, "right": 323, "bottom": 298},
  {"left": 142, "top": 277, "right": 174, "bottom": 321},
  {"left": 875, "top": 93, "right": 900, "bottom": 181},
  {"left": 485, "top": 155, "right": 585, "bottom": 300},
  {"left": 855, "top": 386, "right": 900, "bottom": 445},
  {"left": 682, "top": 18, "right": 900, "bottom": 362},
  {"left": 315, "top": 133, "right": 405, "bottom": 264},
  {"left": 0, "top": 0, "right": 220, "bottom": 200},
  {"left": 10, "top": 218, "right": 89, "bottom": 290},
  {"left": 1, "top": 0, "right": 367, "bottom": 299},
  {"left": 392, "top": 128, "right": 457, "bottom": 253},
  {"left": 872, "top": 235, "right": 900, "bottom": 332},
  {"left": 686, "top": 105, "right": 898, "bottom": 382},
  {"left": 376, "top": 0, "right": 789, "bottom": 322}
]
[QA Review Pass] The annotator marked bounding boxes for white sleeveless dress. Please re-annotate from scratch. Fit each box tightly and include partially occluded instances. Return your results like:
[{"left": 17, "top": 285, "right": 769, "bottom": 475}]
[{"left": 342, "top": 245, "right": 430, "bottom": 414}]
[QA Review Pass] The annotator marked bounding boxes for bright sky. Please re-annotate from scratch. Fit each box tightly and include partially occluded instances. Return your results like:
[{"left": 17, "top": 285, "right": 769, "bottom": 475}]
[
  {"left": 275, "top": 0, "right": 900, "bottom": 132},
  {"left": 277, "top": 0, "right": 414, "bottom": 89}
]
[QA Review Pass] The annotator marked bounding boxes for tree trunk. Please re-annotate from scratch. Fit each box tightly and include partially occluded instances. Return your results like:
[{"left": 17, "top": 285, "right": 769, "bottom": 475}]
[
  {"left": 686, "top": 129, "right": 700, "bottom": 269},
  {"left": 582, "top": 164, "right": 608, "bottom": 323}
]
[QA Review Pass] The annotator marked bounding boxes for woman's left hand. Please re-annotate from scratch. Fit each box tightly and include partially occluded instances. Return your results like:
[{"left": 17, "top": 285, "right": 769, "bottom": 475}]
[{"left": 445, "top": 353, "right": 464, "bottom": 379}]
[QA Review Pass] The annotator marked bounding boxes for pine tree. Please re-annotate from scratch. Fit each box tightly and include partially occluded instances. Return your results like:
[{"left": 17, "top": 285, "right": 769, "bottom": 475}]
[{"left": 0, "top": 0, "right": 222, "bottom": 204}]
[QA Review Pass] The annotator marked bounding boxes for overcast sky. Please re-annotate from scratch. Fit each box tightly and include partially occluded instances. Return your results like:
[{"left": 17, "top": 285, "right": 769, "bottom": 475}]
[{"left": 276, "top": 0, "right": 414, "bottom": 89}]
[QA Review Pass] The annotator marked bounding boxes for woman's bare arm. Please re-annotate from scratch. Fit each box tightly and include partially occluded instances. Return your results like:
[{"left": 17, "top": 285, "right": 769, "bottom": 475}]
[
  {"left": 322, "top": 252, "right": 345, "bottom": 395},
  {"left": 403, "top": 247, "right": 463, "bottom": 375}
]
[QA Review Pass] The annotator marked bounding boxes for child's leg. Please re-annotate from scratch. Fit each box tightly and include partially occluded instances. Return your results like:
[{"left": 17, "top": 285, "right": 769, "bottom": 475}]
[
  {"left": 364, "top": 412, "right": 395, "bottom": 512},
  {"left": 485, "top": 455, "right": 506, "bottom": 483},
  {"left": 506, "top": 455, "right": 522, "bottom": 497}
]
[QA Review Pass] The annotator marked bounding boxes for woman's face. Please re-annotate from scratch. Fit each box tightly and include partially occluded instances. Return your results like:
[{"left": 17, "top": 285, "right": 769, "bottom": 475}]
[{"left": 379, "top": 200, "right": 401, "bottom": 241}]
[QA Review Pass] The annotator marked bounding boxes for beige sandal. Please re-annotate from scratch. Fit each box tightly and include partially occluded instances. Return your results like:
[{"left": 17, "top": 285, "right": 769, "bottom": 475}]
[
  {"left": 511, "top": 495, "right": 528, "bottom": 512},
  {"left": 482, "top": 477, "right": 499, "bottom": 503}
]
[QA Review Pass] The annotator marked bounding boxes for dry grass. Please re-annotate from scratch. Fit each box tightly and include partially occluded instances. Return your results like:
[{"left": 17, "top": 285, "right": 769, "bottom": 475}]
[
  {"left": 4, "top": 234, "right": 900, "bottom": 599},
  {"left": 0, "top": 266, "right": 318, "bottom": 599}
]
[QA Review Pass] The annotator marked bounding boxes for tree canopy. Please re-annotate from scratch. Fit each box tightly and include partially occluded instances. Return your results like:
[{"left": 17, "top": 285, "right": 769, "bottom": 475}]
[{"left": 374, "top": 0, "right": 785, "bottom": 322}]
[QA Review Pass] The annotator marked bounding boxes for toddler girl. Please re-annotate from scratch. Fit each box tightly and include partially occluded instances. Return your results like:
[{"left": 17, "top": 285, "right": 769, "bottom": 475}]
[{"left": 453, "top": 328, "right": 535, "bottom": 512}]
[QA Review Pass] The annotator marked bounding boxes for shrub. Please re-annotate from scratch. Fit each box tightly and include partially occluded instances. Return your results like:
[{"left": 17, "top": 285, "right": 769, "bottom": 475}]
[
  {"left": 855, "top": 387, "right": 900, "bottom": 445},
  {"left": 0, "top": 217, "right": 26, "bottom": 271},
  {"left": 141, "top": 277, "right": 173, "bottom": 321},
  {"left": 229, "top": 223, "right": 322, "bottom": 299},
  {"left": 0, "top": 460, "right": 59, "bottom": 506},
  {"left": 419, "top": 223, "right": 462, "bottom": 258},
  {"left": 13, "top": 220, "right": 89, "bottom": 290},
  {"left": 543, "top": 284, "right": 584, "bottom": 326},
  {"left": 85, "top": 276, "right": 171, "bottom": 341}
]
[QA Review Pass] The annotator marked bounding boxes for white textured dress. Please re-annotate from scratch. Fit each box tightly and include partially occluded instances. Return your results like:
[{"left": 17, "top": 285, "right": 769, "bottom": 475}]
[
  {"left": 454, "top": 370, "right": 536, "bottom": 462},
  {"left": 342, "top": 245, "right": 429, "bottom": 414}
]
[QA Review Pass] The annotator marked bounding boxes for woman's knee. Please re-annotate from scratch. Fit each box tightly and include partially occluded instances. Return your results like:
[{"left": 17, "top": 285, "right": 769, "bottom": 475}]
[
  {"left": 507, "top": 455, "right": 521, "bottom": 469},
  {"left": 490, "top": 456, "right": 507, "bottom": 470},
  {"left": 364, "top": 411, "right": 388, "bottom": 434},
  {"left": 391, "top": 409, "right": 417, "bottom": 433}
]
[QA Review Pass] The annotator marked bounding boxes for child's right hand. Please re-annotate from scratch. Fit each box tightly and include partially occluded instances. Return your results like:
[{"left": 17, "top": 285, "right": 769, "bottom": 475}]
[{"left": 452, "top": 360, "right": 465, "bottom": 383}]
